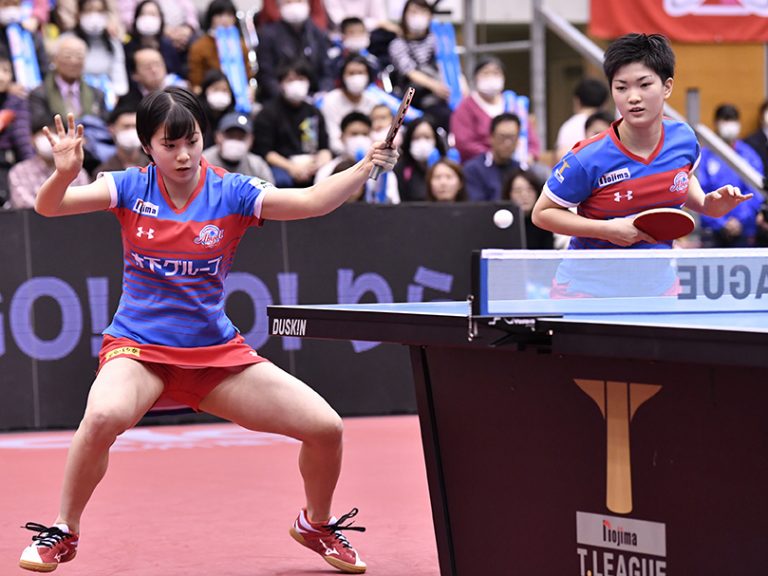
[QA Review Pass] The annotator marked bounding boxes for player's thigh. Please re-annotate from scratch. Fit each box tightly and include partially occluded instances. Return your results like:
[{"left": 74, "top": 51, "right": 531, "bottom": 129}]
[
  {"left": 83, "top": 358, "right": 164, "bottom": 431},
  {"left": 198, "top": 362, "right": 341, "bottom": 440}
]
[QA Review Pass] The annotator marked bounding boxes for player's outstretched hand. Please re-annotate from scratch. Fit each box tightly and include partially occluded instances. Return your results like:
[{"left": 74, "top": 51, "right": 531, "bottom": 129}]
[
  {"left": 704, "top": 184, "right": 753, "bottom": 218},
  {"left": 43, "top": 113, "right": 85, "bottom": 180},
  {"left": 604, "top": 216, "right": 656, "bottom": 246},
  {"left": 367, "top": 140, "right": 399, "bottom": 174}
]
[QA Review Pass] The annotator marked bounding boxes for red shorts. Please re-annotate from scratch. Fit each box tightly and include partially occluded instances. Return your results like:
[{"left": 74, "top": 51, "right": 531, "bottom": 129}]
[{"left": 97, "top": 333, "right": 270, "bottom": 411}]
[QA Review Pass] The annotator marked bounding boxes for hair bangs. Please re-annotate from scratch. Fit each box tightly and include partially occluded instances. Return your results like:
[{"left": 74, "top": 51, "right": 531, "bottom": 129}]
[{"left": 162, "top": 102, "right": 199, "bottom": 142}]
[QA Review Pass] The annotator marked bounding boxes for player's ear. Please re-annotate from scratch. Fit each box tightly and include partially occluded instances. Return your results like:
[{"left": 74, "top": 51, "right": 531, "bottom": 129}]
[{"left": 663, "top": 77, "right": 674, "bottom": 99}]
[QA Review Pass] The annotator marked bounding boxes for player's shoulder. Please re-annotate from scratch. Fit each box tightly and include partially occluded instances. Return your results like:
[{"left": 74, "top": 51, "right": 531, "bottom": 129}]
[{"left": 662, "top": 117, "right": 697, "bottom": 142}]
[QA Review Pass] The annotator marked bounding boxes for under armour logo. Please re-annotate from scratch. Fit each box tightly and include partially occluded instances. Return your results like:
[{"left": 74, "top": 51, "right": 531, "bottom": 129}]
[
  {"left": 136, "top": 227, "right": 155, "bottom": 239},
  {"left": 613, "top": 190, "right": 633, "bottom": 203}
]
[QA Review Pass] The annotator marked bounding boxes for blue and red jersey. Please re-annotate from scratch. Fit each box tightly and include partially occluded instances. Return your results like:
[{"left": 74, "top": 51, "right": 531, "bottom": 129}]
[
  {"left": 100, "top": 158, "right": 274, "bottom": 348},
  {"left": 544, "top": 117, "right": 701, "bottom": 249}
]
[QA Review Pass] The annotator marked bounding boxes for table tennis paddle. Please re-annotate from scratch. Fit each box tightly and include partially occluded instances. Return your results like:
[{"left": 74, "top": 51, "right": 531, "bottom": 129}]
[
  {"left": 369, "top": 86, "right": 416, "bottom": 181},
  {"left": 632, "top": 207, "right": 695, "bottom": 241}
]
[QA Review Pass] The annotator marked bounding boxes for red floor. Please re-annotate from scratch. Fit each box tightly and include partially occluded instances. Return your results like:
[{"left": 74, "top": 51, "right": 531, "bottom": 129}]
[{"left": 0, "top": 416, "right": 439, "bottom": 575}]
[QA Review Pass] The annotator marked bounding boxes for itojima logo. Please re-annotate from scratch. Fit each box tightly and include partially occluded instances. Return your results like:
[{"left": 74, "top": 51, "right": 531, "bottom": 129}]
[
  {"left": 272, "top": 318, "right": 307, "bottom": 337},
  {"left": 598, "top": 168, "right": 631, "bottom": 187},
  {"left": 132, "top": 199, "right": 159, "bottom": 217},
  {"left": 603, "top": 520, "right": 638, "bottom": 549},
  {"left": 194, "top": 224, "right": 224, "bottom": 248},
  {"left": 669, "top": 171, "right": 689, "bottom": 193}
]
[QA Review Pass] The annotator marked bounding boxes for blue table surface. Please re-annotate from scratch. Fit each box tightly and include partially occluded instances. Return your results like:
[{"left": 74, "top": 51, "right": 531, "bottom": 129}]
[{"left": 276, "top": 301, "right": 768, "bottom": 333}]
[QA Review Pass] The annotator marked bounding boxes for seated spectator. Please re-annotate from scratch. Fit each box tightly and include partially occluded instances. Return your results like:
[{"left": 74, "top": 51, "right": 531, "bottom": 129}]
[
  {"left": 75, "top": 0, "right": 130, "bottom": 107},
  {"left": 325, "top": 0, "right": 391, "bottom": 34},
  {"left": 256, "top": 0, "right": 334, "bottom": 102},
  {"left": 256, "top": 0, "right": 328, "bottom": 30},
  {"left": 9, "top": 118, "right": 90, "bottom": 209},
  {"left": 744, "top": 99, "right": 768, "bottom": 177},
  {"left": 463, "top": 112, "right": 521, "bottom": 202},
  {"left": 502, "top": 169, "right": 553, "bottom": 249},
  {"left": 91, "top": 104, "right": 150, "bottom": 177},
  {"left": 117, "top": 46, "right": 187, "bottom": 110},
  {"left": 187, "top": 0, "right": 252, "bottom": 93},
  {"left": 329, "top": 17, "right": 382, "bottom": 83},
  {"left": 426, "top": 158, "right": 466, "bottom": 202},
  {"left": 52, "top": 0, "right": 122, "bottom": 36},
  {"left": 123, "top": 0, "right": 185, "bottom": 80},
  {"left": 0, "top": 0, "right": 48, "bottom": 96},
  {"left": 698, "top": 103, "right": 764, "bottom": 247},
  {"left": 0, "top": 46, "right": 33, "bottom": 207},
  {"left": 315, "top": 111, "right": 400, "bottom": 203},
  {"left": 584, "top": 109, "right": 614, "bottom": 139},
  {"left": 388, "top": 0, "right": 454, "bottom": 130},
  {"left": 198, "top": 69, "right": 237, "bottom": 149},
  {"left": 555, "top": 76, "right": 608, "bottom": 159},
  {"left": 369, "top": 102, "right": 399, "bottom": 144},
  {"left": 252, "top": 60, "right": 333, "bottom": 187},
  {"left": 320, "top": 53, "right": 379, "bottom": 155},
  {"left": 395, "top": 116, "right": 447, "bottom": 201},
  {"left": 203, "top": 112, "right": 274, "bottom": 181},
  {"left": 29, "top": 34, "right": 108, "bottom": 126},
  {"left": 116, "top": 0, "right": 199, "bottom": 62}
]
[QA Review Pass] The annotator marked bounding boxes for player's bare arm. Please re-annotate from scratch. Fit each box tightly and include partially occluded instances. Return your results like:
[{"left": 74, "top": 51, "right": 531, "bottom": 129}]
[
  {"left": 261, "top": 141, "right": 398, "bottom": 221},
  {"left": 532, "top": 194, "right": 655, "bottom": 247},
  {"left": 684, "top": 173, "right": 752, "bottom": 218},
  {"left": 35, "top": 113, "right": 111, "bottom": 217}
]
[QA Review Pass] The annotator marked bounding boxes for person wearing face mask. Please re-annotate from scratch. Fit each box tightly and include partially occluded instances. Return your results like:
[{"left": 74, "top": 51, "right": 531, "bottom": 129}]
[
  {"left": 123, "top": 0, "right": 185, "bottom": 80},
  {"left": 255, "top": 0, "right": 334, "bottom": 103},
  {"left": 697, "top": 103, "right": 765, "bottom": 248},
  {"left": 388, "top": 0, "right": 461, "bottom": 131},
  {"left": 203, "top": 112, "right": 274, "bottom": 182},
  {"left": 395, "top": 116, "right": 447, "bottom": 201},
  {"left": 0, "top": 0, "right": 48, "bottom": 97},
  {"left": 252, "top": 60, "right": 333, "bottom": 187},
  {"left": 329, "top": 17, "right": 382, "bottom": 82},
  {"left": 187, "top": 0, "right": 253, "bottom": 92},
  {"left": 450, "top": 56, "right": 541, "bottom": 165},
  {"left": 91, "top": 105, "right": 150, "bottom": 177},
  {"left": 196, "top": 69, "right": 236, "bottom": 148},
  {"left": 320, "top": 54, "right": 379, "bottom": 155},
  {"left": 8, "top": 118, "right": 90, "bottom": 209},
  {"left": 744, "top": 99, "right": 768, "bottom": 179},
  {"left": 74, "top": 0, "right": 130, "bottom": 104}
]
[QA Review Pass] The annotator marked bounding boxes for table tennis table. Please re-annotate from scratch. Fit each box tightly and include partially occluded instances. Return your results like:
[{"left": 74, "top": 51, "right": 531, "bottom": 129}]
[{"left": 268, "top": 249, "right": 768, "bottom": 576}]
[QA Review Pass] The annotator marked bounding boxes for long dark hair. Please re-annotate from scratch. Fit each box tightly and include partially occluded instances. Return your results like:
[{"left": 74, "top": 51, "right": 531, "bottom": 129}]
[
  {"left": 130, "top": 0, "right": 166, "bottom": 43},
  {"left": 137, "top": 87, "right": 208, "bottom": 148},
  {"left": 75, "top": 0, "right": 114, "bottom": 55}
]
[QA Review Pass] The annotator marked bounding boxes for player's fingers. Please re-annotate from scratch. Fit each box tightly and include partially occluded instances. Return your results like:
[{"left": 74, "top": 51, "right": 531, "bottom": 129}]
[
  {"left": 67, "top": 112, "right": 76, "bottom": 135},
  {"left": 42, "top": 125, "right": 56, "bottom": 146},
  {"left": 76, "top": 123, "right": 84, "bottom": 138},
  {"left": 54, "top": 114, "right": 65, "bottom": 138}
]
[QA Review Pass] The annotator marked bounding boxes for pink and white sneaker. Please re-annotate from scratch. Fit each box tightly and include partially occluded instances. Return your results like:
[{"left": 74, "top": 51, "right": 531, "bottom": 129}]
[
  {"left": 289, "top": 507, "right": 367, "bottom": 573},
  {"left": 19, "top": 522, "right": 79, "bottom": 572}
]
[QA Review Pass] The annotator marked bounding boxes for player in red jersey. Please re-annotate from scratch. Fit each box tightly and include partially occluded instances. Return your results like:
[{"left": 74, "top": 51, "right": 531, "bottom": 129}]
[{"left": 19, "top": 87, "right": 396, "bottom": 574}]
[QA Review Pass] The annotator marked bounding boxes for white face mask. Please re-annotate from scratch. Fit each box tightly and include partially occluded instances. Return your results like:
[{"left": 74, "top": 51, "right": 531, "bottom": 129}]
[
  {"left": 717, "top": 121, "right": 741, "bottom": 141},
  {"left": 343, "top": 35, "right": 370, "bottom": 52},
  {"left": 476, "top": 75, "right": 504, "bottom": 97},
  {"left": 206, "top": 90, "right": 232, "bottom": 111},
  {"left": 410, "top": 137, "right": 436, "bottom": 162},
  {"left": 370, "top": 128, "right": 389, "bottom": 142},
  {"left": 406, "top": 13, "right": 430, "bottom": 35},
  {"left": 0, "top": 6, "right": 22, "bottom": 25},
  {"left": 343, "top": 73, "right": 368, "bottom": 96},
  {"left": 283, "top": 79, "right": 309, "bottom": 103},
  {"left": 280, "top": 2, "right": 310, "bottom": 25},
  {"left": 34, "top": 134, "right": 53, "bottom": 159},
  {"left": 344, "top": 134, "right": 371, "bottom": 159},
  {"left": 80, "top": 12, "right": 108, "bottom": 35},
  {"left": 220, "top": 138, "right": 249, "bottom": 162},
  {"left": 115, "top": 129, "right": 142, "bottom": 151},
  {"left": 135, "top": 14, "right": 162, "bottom": 36}
]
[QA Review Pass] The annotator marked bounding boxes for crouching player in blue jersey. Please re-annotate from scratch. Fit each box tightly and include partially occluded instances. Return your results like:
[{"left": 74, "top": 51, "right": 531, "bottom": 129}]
[
  {"left": 19, "top": 87, "right": 398, "bottom": 574},
  {"left": 532, "top": 33, "right": 752, "bottom": 296}
]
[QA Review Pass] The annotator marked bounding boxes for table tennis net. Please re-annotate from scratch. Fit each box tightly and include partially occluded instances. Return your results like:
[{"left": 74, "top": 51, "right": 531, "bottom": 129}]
[{"left": 473, "top": 248, "right": 768, "bottom": 316}]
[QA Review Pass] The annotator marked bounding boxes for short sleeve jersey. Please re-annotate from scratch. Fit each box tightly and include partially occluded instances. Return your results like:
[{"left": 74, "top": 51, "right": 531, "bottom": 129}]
[
  {"left": 544, "top": 118, "right": 701, "bottom": 249},
  {"left": 100, "top": 158, "right": 274, "bottom": 347}
]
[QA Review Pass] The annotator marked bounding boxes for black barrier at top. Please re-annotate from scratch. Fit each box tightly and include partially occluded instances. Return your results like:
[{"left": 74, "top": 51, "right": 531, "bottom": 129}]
[{"left": 0, "top": 203, "right": 525, "bottom": 431}]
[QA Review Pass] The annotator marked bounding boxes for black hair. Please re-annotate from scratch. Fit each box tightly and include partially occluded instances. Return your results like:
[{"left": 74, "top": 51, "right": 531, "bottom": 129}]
[
  {"left": 108, "top": 103, "right": 137, "bottom": 125},
  {"left": 31, "top": 116, "right": 56, "bottom": 135},
  {"left": 340, "top": 17, "right": 365, "bottom": 34},
  {"left": 0, "top": 45, "right": 10, "bottom": 64},
  {"left": 490, "top": 112, "right": 520, "bottom": 134},
  {"left": 400, "top": 0, "right": 433, "bottom": 38},
  {"left": 573, "top": 77, "right": 608, "bottom": 108},
  {"left": 584, "top": 109, "right": 615, "bottom": 133},
  {"left": 137, "top": 86, "right": 208, "bottom": 147},
  {"left": 473, "top": 55, "right": 505, "bottom": 77},
  {"left": 74, "top": 0, "right": 114, "bottom": 55},
  {"left": 501, "top": 168, "right": 544, "bottom": 203},
  {"left": 131, "top": 0, "right": 165, "bottom": 40},
  {"left": 341, "top": 52, "right": 373, "bottom": 83},
  {"left": 204, "top": 0, "right": 238, "bottom": 31},
  {"left": 603, "top": 33, "right": 675, "bottom": 86},
  {"left": 201, "top": 68, "right": 235, "bottom": 98},
  {"left": 341, "top": 111, "right": 372, "bottom": 133},
  {"left": 276, "top": 58, "right": 314, "bottom": 83},
  {"left": 400, "top": 115, "right": 447, "bottom": 163},
  {"left": 714, "top": 103, "right": 739, "bottom": 121}
]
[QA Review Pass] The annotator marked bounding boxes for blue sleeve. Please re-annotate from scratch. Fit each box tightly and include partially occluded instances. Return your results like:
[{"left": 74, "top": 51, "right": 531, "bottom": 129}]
[
  {"left": 544, "top": 151, "right": 592, "bottom": 207},
  {"left": 225, "top": 172, "right": 275, "bottom": 220},
  {"left": 103, "top": 167, "right": 147, "bottom": 211}
]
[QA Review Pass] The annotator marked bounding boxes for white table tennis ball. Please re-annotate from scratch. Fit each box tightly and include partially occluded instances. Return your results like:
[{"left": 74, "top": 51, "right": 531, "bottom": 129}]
[{"left": 493, "top": 208, "right": 514, "bottom": 229}]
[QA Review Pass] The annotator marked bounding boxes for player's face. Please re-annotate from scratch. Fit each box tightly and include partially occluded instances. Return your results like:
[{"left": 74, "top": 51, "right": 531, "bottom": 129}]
[
  {"left": 611, "top": 62, "right": 673, "bottom": 129},
  {"left": 146, "top": 122, "right": 204, "bottom": 189}
]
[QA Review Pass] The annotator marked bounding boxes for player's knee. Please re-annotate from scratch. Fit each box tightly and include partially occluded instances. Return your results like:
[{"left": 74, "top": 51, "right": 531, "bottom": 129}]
[
  {"left": 313, "top": 411, "right": 344, "bottom": 446},
  {"left": 79, "top": 409, "right": 132, "bottom": 446}
]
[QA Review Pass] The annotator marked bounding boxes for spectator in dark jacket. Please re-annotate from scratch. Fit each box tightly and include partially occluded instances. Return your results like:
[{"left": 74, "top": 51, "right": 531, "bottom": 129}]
[
  {"left": 0, "top": 46, "right": 33, "bottom": 207},
  {"left": 463, "top": 113, "right": 521, "bottom": 201}
]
